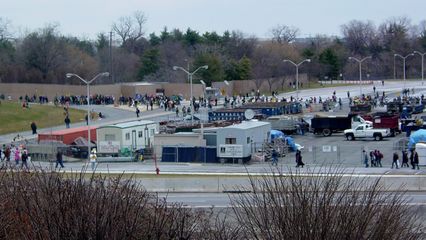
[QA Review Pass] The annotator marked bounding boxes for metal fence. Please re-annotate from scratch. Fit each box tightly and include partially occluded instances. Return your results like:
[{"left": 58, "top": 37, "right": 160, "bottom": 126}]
[{"left": 276, "top": 144, "right": 392, "bottom": 167}]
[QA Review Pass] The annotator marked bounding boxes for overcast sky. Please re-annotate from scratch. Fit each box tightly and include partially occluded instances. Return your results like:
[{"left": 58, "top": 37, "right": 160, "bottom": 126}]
[{"left": 1, "top": 0, "right": 425, "bottom": 40}]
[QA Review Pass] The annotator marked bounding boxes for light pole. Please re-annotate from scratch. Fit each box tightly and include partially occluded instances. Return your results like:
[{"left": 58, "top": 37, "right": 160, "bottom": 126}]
[
  {"left": 414, "top": 51, "right": 426, "bottom": 86},
  {"left": 393, "top": 54, "right": 396, "bottom": 80},
  {"left": 66, "top": 72, "right": 109, "bottom": 164},
  {"left": 283, "top": 59, "right": 311, "bottom": 100},
  {"left": 173, "top": 65, "right": 208, "bottom": 123},
  {"left": 200, "top": 80, "right": 206, "bottom": 106},
  {"left": 394, "top": 53, "right": 415, "bottom": 90},
  {"left": 348, "top": 56, "right": 372, "bottom": 96}
]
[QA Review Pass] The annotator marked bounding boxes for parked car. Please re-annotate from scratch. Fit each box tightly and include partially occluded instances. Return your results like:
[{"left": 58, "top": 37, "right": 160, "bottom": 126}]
[{"left": 344, "top": 124, "right": 391, "bottom": 141}]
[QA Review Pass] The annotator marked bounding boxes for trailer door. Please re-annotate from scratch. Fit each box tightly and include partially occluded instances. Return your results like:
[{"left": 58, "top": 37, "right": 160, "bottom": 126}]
[{"left": 131, "top": 130, "right": 137, "bottom": 150}]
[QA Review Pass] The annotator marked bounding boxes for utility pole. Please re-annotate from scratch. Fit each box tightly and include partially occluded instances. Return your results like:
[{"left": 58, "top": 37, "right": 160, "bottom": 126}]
[{"left": 109, "top": 31, "right": 113, "bottom": 83}]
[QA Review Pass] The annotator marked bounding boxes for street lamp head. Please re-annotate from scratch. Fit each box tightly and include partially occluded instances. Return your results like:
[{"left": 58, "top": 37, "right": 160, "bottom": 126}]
[
  {"left": 283, "top": 59, "right": 289, "bottom": 63},
  {"left": 306, "top": 59, "right": 311, "bottom": 63},
  {"left": 100, "top": 72, "right": 110, "bottom": 77},
  {"left": 409, "top": 53, "right": 415, "bottom": 56},
  {"left": 202, "top": 65, "right": 208, "bottom": 70},
  {"left": 394, "top": 54, "right": 397, "bottom": 57},
  {"left": 224, "top": 80, "right": 230, "bottom": 86},
  {"left": 200, "top": 80, "right": 206, "bottom": 85},
  {"left": 173, "top": 66, "right": 179, "bottom": 71},
  {"left": 66, "top": 73, "right": 73, "bottom": 78},
  {"left": 348, "top": 57, "right": 353, "bottom": 60}
]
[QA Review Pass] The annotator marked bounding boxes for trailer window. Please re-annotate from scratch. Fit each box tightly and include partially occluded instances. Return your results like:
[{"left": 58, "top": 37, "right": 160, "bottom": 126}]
[
  {"left": 247, "top": 137, "right": 250, "bottom": 144},
  {"left": 125, "top": 133, "right": 130, "bottom": 140},
  {"left": 105, "top": 134, "right": 115, "bottom": 141},
  {"left": 225, "top": 138, "right": 236, "bottom": 144},
  {"left": 138, "top": 131, "right": 143, "bottom": 138}
]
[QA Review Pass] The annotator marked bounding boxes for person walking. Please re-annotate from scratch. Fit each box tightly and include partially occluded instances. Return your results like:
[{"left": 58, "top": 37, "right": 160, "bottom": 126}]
[
  {"left": 369, "top": 151, "right": 376, "bottom": 167},
  {"left": 375, "top": 150, "right": 383, "bottom": 167},
  {"left": 14, "top": 147, "right": 20, "bottom": 167},
  {"left": 413, "top": 150, "right": 420, "bottom": 170},
  {"left": 90, "top": 149, "right": 97, "bottom": 171},
  {"left": 4, "top": 146, "right": 10, "bottom": 164},
  {"left": 410, "top": 150, "right": 415, "bottom": 169},
  {"left": 21, "top": 149, "right": 29, "bottom": 170},
  {"left": 55, "top": 150, "right": 65, "bottom": 169},
  {"left": 30, "top": 121, "right": 37, "bottom": 134},
  {"left": 85, "top": 114, "right": 88, "bottom": 125},
  {"left": 402, "top": 149, "right": 409, "bottom": 167},
  {"left": 295, "top": 150, "right": 305, "bottom": 168},
  {"left": 0, "top": 145, "right": 4, "bottom": 162},
  {"left": 136, "top": 107, "right": 140, "bottom": 118},
  {"left": 64, "top": 115, "right": 71, "bottom": 128},
  {"left": 271, "top": 149, "right": 278, "bottom": 166},
  {"left": 363, "top": 150, "right": 369, "bottom": 168},
  {"left": 392, "top": 152, "right": 399, "bottom": 169}
]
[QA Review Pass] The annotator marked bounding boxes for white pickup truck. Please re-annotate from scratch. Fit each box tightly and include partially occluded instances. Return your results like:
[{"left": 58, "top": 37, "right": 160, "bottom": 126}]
[{"left": 344, "top": 124, "right": 391, "bottom": 141}]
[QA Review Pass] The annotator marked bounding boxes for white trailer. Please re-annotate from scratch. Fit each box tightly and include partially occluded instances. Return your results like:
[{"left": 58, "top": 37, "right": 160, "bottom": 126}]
[
  {"left": 216, "top": 121, "right": 271, "bottom": 163},
  {"left": 96, "top": 120, "right": 159, "bottom": 153}
]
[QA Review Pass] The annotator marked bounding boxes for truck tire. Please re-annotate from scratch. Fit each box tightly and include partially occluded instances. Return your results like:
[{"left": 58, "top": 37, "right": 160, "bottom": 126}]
[
  {"left": 346, "top": 134, "right": 355, "bottom": 141},
  {"left": 373, "top": 133, "right": 382, "bottom": 141},
  {"left": 322, "top": 128, "right": 332, "bottom": 136}
]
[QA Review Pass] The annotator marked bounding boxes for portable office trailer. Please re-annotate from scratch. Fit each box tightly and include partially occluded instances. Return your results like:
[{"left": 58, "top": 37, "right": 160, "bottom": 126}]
[
  {"left": 216, "top": 121, "right": 271, "bottom": 163},
  {"left": 96, "top": 120, "right": 158, "bottom": 154}
]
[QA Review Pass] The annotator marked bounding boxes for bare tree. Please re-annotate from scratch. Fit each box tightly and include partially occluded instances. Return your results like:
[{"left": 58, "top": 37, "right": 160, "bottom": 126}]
[
  {"left": 112, "top": 11, "right": 147, "bottom": 52},
  {"left": 19, "top": 24, "right": 65, "bottom": 82},
  {"left": 341, "top": 20, "right": 376, "bottom": 55},
  {"left": 378, "top": 16, "right": 411, "bottom": 52},
  {"left": 0, "top": 17, "right": 12, "bottom": 41},
  {"left": 230, "top": 167, "right": 423, "bottom": 239},
  {"left": 270, "top": 24, "right": 299, "bottom": 44}
]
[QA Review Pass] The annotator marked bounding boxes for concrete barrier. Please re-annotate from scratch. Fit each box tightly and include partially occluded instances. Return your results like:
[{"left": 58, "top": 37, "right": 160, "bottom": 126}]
[{"left": 63, "top": 171, "right": 426, "bottom": 192}]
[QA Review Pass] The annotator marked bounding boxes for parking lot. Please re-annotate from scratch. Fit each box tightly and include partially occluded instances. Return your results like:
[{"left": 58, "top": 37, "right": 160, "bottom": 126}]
[{"left": 282, "top": 130, "right": 406, "bottom": 167}]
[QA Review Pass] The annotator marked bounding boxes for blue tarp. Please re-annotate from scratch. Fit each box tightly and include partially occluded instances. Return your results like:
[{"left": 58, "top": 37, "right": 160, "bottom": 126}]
[
  {"left": 270, "top": 130, "right": 285, "bottom": 141},
  {"left": 270, "top": 130, "right": 297, "bottom": 152},
  {"left": 408, "top": 129, "right": 426, "bottom": 149}
]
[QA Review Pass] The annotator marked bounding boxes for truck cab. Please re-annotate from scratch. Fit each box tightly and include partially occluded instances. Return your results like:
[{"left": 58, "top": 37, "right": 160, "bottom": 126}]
[
  {"left": 344, "top": 124, "right": 391, "bottom": 141},
  {"left": 351, "top": 115, "right": 372, "bottom": 128}
]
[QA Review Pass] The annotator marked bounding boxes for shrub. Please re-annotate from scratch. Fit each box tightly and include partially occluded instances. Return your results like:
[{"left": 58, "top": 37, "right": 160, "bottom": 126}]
[{"left": 230, "top": 167, "right": 424, "bottom": 240}]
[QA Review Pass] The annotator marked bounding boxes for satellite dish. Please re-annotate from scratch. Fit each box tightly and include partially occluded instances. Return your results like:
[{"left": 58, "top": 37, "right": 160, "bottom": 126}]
[{"left": 244, "top": 109, "right": 255, "bottom": 120}]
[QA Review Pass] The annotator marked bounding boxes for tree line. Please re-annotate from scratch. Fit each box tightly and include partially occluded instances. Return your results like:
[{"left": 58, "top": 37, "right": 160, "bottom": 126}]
[{"left": 0, "top": 12, "right": 426, "bottom": 88}]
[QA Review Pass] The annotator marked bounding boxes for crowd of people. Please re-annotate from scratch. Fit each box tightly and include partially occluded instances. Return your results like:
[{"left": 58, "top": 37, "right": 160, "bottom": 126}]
[
  {"left": 0, "top": 144, "right": 30, "bottom": 170},
  {"left": 362, "top": 148, "right": 420, "bottom": 170},
  {"left": 54, "top": 94, "right": 115, "bottom": 106}
]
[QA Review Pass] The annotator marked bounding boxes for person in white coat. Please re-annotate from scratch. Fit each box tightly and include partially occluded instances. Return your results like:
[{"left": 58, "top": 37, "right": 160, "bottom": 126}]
[{"left": 90, "top": 149, "right": 97, "bottom": 171}]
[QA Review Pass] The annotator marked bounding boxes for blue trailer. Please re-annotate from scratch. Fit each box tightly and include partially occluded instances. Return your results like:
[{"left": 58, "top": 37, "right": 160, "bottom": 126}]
[
  {"left": 238, "top": 102, "right": 302, "bottom": 116},
  {"left": 208, "top": 109, "right": 261, "bottom": 121}
]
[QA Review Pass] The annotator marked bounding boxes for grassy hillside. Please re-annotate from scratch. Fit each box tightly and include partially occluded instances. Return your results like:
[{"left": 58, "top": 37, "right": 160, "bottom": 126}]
[{"left": 0, "top": 101, "right": 86, "bottom": 135}]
